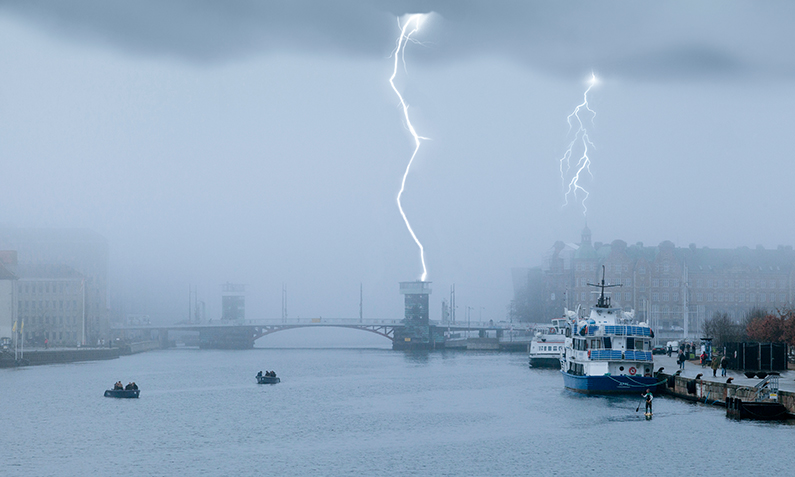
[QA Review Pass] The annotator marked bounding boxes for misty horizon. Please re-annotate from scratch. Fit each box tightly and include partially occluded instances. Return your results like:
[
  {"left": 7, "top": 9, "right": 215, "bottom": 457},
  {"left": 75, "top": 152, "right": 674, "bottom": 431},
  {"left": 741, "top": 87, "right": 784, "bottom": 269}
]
[{"left": 2, "top": 1, "right": 794, "bottom": 326}]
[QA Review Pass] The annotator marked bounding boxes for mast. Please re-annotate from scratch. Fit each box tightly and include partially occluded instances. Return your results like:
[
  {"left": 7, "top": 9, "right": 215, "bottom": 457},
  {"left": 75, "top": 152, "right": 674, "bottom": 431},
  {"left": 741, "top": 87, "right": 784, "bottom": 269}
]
[{"left": 587, "top": 265, "right": 622, "bottom": 308}]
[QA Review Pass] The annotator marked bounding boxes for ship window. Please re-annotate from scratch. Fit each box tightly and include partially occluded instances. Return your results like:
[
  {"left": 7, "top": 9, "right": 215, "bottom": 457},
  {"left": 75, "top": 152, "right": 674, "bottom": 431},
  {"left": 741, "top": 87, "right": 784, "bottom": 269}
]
[
  {"left": 603, "top": 337, "right": 612, "bottom": 349},
  {"left": 627, "top": 337, "right": 635, "bottom": 349}
]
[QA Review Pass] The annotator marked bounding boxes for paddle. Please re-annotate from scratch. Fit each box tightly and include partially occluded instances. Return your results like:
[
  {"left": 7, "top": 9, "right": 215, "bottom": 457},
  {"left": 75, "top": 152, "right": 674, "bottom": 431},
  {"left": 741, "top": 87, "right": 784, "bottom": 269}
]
[{"left": 636, "top": 396, "right": 643, "bottom": 412}]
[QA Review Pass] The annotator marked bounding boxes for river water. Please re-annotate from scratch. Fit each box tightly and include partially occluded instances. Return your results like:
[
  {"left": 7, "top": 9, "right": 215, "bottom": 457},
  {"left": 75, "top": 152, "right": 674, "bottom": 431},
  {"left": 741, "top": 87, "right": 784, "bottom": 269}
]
[{"left": 1, "top": 347, "right": 791, "bottom": 476}]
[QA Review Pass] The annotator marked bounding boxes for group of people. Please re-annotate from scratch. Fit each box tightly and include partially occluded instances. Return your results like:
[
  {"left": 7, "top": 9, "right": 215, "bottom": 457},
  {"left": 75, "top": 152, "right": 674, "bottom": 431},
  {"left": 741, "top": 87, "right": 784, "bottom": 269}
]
[
  {"left": 257, "top": 370, "right": 277, "bottom": 378},
  {"left": 710, "top": 355, "right": 729, "bottom": 377},
  {"left": 113, "top": 381, "right": 138, "bottom": 391}
]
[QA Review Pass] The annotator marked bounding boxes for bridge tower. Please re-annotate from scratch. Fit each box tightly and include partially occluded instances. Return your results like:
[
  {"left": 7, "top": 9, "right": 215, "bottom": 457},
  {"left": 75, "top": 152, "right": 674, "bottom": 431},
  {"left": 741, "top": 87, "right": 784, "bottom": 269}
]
[
  {"left": 221, "top": 283, "right": 245, "bottom": 322},
  {"left": 199, "top": 283, "right": 253, "bottom": 349},
  {"left": 394, "top": 281, "right": 443, "bottom": 350}
]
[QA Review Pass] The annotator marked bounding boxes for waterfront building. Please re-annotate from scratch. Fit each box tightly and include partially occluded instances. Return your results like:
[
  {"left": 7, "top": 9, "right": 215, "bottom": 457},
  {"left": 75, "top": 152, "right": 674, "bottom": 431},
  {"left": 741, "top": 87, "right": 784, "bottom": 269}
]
[
  {"left": 514, "top": 226, "right": 795, "bottom": 342},
  {"left": 15, "top": 264, "right": 85, "bottom": 347},
  {"left": 0, "top": 257, "right": 17, "bottom": 346},
  {"left": 0, "top": 228, "right": 109, "bottom": 345}
]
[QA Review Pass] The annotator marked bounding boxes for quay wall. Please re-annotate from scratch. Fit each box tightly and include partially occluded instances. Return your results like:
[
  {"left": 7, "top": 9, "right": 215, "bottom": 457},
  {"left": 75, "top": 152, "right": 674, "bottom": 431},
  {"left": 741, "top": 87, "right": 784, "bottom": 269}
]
[
  {"left": 662, "top": 374, "right": 795, "bottom": 414},
  {"left": 0, "top": 348, "right": 120, "bottom": 368},
  {"left": 122, "top": 341, "right": 160, "bottom": 355}
]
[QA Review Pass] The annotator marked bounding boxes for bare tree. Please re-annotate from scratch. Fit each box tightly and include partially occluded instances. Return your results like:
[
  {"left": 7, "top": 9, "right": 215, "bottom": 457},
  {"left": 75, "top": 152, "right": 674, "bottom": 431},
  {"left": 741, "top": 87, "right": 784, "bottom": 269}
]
[{"left": 702, "top": 311, "right": 746, "bottom": 348}]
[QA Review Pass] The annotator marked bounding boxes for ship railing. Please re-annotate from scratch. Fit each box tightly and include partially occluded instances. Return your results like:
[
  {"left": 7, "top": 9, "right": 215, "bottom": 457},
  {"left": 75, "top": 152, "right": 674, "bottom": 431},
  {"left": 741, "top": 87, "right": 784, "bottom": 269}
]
[
  {"left": 588, "top": 350, "right": 653, "bottom": 361},
  {"left": 602, "top": 325, "right": 651, "bottom": 337}
]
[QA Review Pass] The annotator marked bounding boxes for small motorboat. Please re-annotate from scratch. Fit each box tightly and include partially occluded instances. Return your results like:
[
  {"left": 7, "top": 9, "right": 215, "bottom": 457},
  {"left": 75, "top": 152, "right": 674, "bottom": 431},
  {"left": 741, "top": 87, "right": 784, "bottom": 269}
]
[
  {"left": 256, "top": 374, "right": 280, "bottom": 384},
  {"left": 104, "top": 389, "right": 140, "bottom": 398}
]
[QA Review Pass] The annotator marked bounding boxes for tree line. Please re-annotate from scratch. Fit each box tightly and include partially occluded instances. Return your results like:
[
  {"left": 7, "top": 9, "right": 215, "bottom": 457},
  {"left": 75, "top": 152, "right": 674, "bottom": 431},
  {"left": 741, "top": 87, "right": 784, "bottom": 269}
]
[{"left": 703, "top": 307, "right": 795, "bottom": 348}]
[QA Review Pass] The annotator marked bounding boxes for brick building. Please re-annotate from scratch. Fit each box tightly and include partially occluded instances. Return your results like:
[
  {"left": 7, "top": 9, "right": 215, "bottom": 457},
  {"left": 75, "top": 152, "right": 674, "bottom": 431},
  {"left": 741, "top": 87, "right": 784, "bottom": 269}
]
[{"left": 516, "top": 226, "right": 795, "bottom": 342}]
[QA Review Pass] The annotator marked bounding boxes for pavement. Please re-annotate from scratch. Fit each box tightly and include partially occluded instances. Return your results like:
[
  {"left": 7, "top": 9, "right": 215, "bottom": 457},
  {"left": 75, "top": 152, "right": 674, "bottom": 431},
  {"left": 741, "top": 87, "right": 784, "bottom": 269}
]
[{"left": 652, "top": 354, "right": 795, "bottom": 393}]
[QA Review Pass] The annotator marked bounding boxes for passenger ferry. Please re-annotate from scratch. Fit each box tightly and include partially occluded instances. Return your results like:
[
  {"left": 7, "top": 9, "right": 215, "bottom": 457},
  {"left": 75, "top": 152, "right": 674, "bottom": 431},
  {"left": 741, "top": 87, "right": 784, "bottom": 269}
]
[
  {"left": 561, "top": 268, "right": 660, "bottom": 394},
  {"left": 528, "top": 317, "right": 568, "bottom": 368}
]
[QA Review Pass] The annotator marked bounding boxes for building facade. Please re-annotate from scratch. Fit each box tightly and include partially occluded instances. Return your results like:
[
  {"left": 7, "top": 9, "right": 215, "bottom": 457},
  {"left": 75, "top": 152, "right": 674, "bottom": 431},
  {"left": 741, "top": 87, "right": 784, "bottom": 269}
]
[
  {"left": 0, "top": 228, "right": 109, "bottom": 345},
  {"left": 16, "top": 265, "right": 86, "bottom": 347},
  {"left": 520, "top": 226, "right": 795, "bottom": 342}
]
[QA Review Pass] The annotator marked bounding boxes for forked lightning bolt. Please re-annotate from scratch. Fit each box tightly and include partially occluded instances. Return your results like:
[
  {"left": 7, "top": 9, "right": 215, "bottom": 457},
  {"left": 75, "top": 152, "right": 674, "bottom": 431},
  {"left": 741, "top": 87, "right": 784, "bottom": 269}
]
[
  {"left": 390, "top": 14, "right": 428, "bottom": 281},
  {"left": 559, "top": 73, "right": 597, "bottom": 216}
]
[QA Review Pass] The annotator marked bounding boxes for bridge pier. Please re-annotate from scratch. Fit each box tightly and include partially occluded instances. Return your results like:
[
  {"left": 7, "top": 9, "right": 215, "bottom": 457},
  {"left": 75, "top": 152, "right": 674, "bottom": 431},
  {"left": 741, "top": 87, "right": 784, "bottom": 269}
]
[{"left": 199, "top": 326, "right": 255, "bottom": 349}]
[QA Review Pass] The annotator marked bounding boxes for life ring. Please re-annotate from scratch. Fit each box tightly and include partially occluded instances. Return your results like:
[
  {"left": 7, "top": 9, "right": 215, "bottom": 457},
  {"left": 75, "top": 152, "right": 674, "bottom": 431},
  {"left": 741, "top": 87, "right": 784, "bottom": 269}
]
[
  {"left": 587, "top": 350, "right": 591, "bottom": 358},
  {"left": 628, "top": 367, "right": 637, "bottom": 375},
  {"left": 549, "top": 327, "right": 555, "bottom": 334}
]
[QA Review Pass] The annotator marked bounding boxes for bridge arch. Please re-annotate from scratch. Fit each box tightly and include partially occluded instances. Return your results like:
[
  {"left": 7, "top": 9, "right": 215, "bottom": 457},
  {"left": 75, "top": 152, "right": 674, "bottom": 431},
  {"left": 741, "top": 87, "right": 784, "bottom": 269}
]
[{"left": 252, "top": 324, "right": 396, "bottom": 343}]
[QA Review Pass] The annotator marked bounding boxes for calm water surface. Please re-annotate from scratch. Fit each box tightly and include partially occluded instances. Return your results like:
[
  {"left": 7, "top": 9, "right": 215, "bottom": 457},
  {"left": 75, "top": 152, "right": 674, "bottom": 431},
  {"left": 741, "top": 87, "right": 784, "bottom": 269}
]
[{"left": 1, "top": 348, "right": 791, "bottom": 476}]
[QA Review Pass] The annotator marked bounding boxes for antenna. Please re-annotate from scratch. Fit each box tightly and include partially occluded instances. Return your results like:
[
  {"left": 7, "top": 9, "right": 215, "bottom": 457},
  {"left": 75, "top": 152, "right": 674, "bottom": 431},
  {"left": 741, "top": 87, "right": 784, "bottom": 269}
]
[{"left": 587, "top": 265, "right": 622, "bottom": 308}]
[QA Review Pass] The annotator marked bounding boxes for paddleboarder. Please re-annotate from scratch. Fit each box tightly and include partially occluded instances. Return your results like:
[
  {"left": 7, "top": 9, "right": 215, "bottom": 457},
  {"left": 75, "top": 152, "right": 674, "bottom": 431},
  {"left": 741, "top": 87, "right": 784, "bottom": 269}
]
[{"left": 642, "top": 388, "right": 653, "bottom": 415}]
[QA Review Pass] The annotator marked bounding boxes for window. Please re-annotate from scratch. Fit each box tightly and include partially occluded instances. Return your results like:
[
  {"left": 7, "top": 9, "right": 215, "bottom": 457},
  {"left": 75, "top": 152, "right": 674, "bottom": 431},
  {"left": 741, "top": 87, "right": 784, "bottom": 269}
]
[
  {"left": 697, "top": 279, "right": 703, "bottom": 288},
  {"left": 662, "top": 293, "right": 669, "bottom": 301},
  {"left": 673, "top": 292, "right": 679, "bottom": 301},
  {"left": 672, "top": 280, "right": 679, "bottom": 288},
  {"left": 639, "top": 266, "right": 646, "bottom": 274},
  {"left": 718, "top": 293, "right": 724, "bottom": 302},
  {"left": 707, "top": 293, "right": 713, "bottom": 302},
  {"left": 662, "top": 279, "right": 670, "bottom": 288},
  {"left": 625, "top": 292, "right": 631, "bottom": 301},
  {"left": 652, "top": 293, "right": 659, "bottom": 301},
  {"left": 652, "top": 279, "right": 660, "bottom": 287},
  {"left": 696, "top": 293, "right": 703, "bottom": 301},
  {"left": 664, "top": 263, "right": 670, "bottom": 273}
]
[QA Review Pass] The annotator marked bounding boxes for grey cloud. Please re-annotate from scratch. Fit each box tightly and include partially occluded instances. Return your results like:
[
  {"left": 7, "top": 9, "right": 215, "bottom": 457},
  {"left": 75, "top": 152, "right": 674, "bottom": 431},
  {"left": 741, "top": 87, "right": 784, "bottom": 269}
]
[{"left": 1, "top": 0, "right": 794, "bottom": 80}]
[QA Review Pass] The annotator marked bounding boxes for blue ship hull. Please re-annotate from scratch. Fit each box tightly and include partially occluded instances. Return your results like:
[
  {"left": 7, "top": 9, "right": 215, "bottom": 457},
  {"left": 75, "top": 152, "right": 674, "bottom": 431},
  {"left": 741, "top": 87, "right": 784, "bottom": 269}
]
[{"left": 562, "top": 371, "right": 660, "bottom": 394}]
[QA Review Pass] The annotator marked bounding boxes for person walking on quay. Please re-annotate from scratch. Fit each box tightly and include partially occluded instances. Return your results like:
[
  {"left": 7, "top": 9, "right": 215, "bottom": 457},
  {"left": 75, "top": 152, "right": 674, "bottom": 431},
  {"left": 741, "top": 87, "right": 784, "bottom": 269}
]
[
  {"left": 677, "top": 350, "right": 686, "bottom": 370},
  {"left": 711, "top": 354, "right": 720, "bottom": 377},
  {"left": 720, "top": 355, "right": 728, "bottom": 377}
]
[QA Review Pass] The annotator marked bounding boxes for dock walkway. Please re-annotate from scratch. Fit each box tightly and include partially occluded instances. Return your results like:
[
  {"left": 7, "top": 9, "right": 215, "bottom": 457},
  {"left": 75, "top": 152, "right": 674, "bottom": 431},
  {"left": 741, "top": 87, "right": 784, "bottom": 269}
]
[{"left": 653, "top": 354, "right": 795, "bottom": 415}]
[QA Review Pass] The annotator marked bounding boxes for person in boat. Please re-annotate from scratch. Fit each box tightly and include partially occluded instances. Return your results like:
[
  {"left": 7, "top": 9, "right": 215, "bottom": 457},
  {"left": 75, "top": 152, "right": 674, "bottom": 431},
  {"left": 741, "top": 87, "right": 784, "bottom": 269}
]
[
  {"left": 125, "top": 382, "right": 133, "bottom": 390},
  {"left": 132, "top": 382, "right": 138, "bottom": 390},
  {"left": 114, "top": 381, "right": 123, "bottom": 390},
  {"left": 642, "top": 389, "right": 653, "bottom": 414},
  {"left": 257, "top": 371, "right": 263, "bottom": 378}
]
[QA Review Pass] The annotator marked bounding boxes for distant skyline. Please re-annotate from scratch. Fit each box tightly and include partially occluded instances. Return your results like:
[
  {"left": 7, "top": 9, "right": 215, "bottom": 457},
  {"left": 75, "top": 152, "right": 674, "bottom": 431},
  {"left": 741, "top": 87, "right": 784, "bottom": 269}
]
[{"left": 1, "top": 1, "right": 794, "bottom": 325}]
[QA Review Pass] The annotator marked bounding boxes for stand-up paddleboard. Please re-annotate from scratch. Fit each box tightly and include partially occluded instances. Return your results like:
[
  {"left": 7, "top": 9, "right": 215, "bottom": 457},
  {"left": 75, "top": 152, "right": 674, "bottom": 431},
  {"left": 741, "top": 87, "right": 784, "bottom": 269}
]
[{"left": 644, "top": 412, "right": 652, "bottom": 420}]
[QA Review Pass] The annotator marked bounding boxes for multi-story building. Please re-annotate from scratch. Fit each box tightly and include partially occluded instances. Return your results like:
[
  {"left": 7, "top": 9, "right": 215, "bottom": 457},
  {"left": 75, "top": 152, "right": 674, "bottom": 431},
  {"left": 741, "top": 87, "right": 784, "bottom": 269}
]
[
  {"left": 0, "top": 257, "right": 17, "bottom": 346},
  {"left": 516, "top": 226, "right": 795, "bottom": 342},
  {"left": 16, "top": 265, "right": 86, "bottom": 347},
  {"left": 0, "top": 228, "right": 109, "bottom": 344}
]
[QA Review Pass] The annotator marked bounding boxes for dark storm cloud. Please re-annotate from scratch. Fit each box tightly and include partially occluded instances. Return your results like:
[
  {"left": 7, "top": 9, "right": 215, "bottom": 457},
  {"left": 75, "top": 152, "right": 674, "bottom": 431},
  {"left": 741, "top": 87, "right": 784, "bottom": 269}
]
[{"left": 1, "top": 0, "right": 793, "bottom": 80}]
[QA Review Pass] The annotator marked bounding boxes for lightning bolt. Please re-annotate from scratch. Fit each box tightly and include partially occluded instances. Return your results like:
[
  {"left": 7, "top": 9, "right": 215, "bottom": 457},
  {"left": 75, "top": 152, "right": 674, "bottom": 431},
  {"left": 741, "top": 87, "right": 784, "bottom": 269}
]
[
  {"left": 559, "top": 73, "right": 597, "bottom": 216},
  {"left": 389, "top": 14, "right": 428, "bottom": 281}
]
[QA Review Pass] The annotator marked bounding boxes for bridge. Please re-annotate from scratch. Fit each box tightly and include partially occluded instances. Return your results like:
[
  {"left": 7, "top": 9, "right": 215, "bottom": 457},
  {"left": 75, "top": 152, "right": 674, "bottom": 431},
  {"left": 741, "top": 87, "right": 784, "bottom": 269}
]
[{"left": 111, "top": 318, "right": 531, "bottom": 350}]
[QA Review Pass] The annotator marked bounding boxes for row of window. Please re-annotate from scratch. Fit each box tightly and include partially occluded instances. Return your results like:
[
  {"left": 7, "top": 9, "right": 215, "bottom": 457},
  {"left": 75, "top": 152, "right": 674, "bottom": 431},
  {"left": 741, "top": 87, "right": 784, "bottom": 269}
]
[
  {"left": 694, "top": 278, "right": 786, "bottom": 289},
  {"left": 19, "top": 282, "right": 80, "bottom": 295},
  {"left": 574, "top": 292, "right": 789, "bottom": 304},
  {"left": 24, "top": 331, "right": 78, "bottom": 342},
  {"left": 18, "top": 300, "right": 81, "bottom": 311},
  {"left": 16, "top": 315, "right": 80, "bottom": 326},
  {"left": 536, "top": 345, "right": 561, "bottom": 352}
]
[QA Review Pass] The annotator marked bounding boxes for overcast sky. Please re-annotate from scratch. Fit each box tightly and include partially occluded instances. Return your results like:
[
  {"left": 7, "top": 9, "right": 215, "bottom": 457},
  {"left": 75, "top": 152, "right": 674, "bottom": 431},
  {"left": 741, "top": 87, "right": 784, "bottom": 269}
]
[{"left": 1, "top": 1, "right": 794, "bottom": 326}]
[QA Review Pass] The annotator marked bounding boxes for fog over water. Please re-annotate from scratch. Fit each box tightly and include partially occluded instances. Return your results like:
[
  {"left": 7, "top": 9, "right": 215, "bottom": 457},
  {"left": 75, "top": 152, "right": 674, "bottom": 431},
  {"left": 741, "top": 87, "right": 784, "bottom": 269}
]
[{"left": 2, "top": 1, "right": 795, "bottom": 324}]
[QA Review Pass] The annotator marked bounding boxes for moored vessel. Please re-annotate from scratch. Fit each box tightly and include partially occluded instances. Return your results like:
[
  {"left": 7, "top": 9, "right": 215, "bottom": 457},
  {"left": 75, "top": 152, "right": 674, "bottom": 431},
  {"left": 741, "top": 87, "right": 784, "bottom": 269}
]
[
  {"left": 528, "top": 317, "right": 568, "bottom": 368},
  {"left": 561, "top": 267, "right": 661, "bottom": 394}
]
